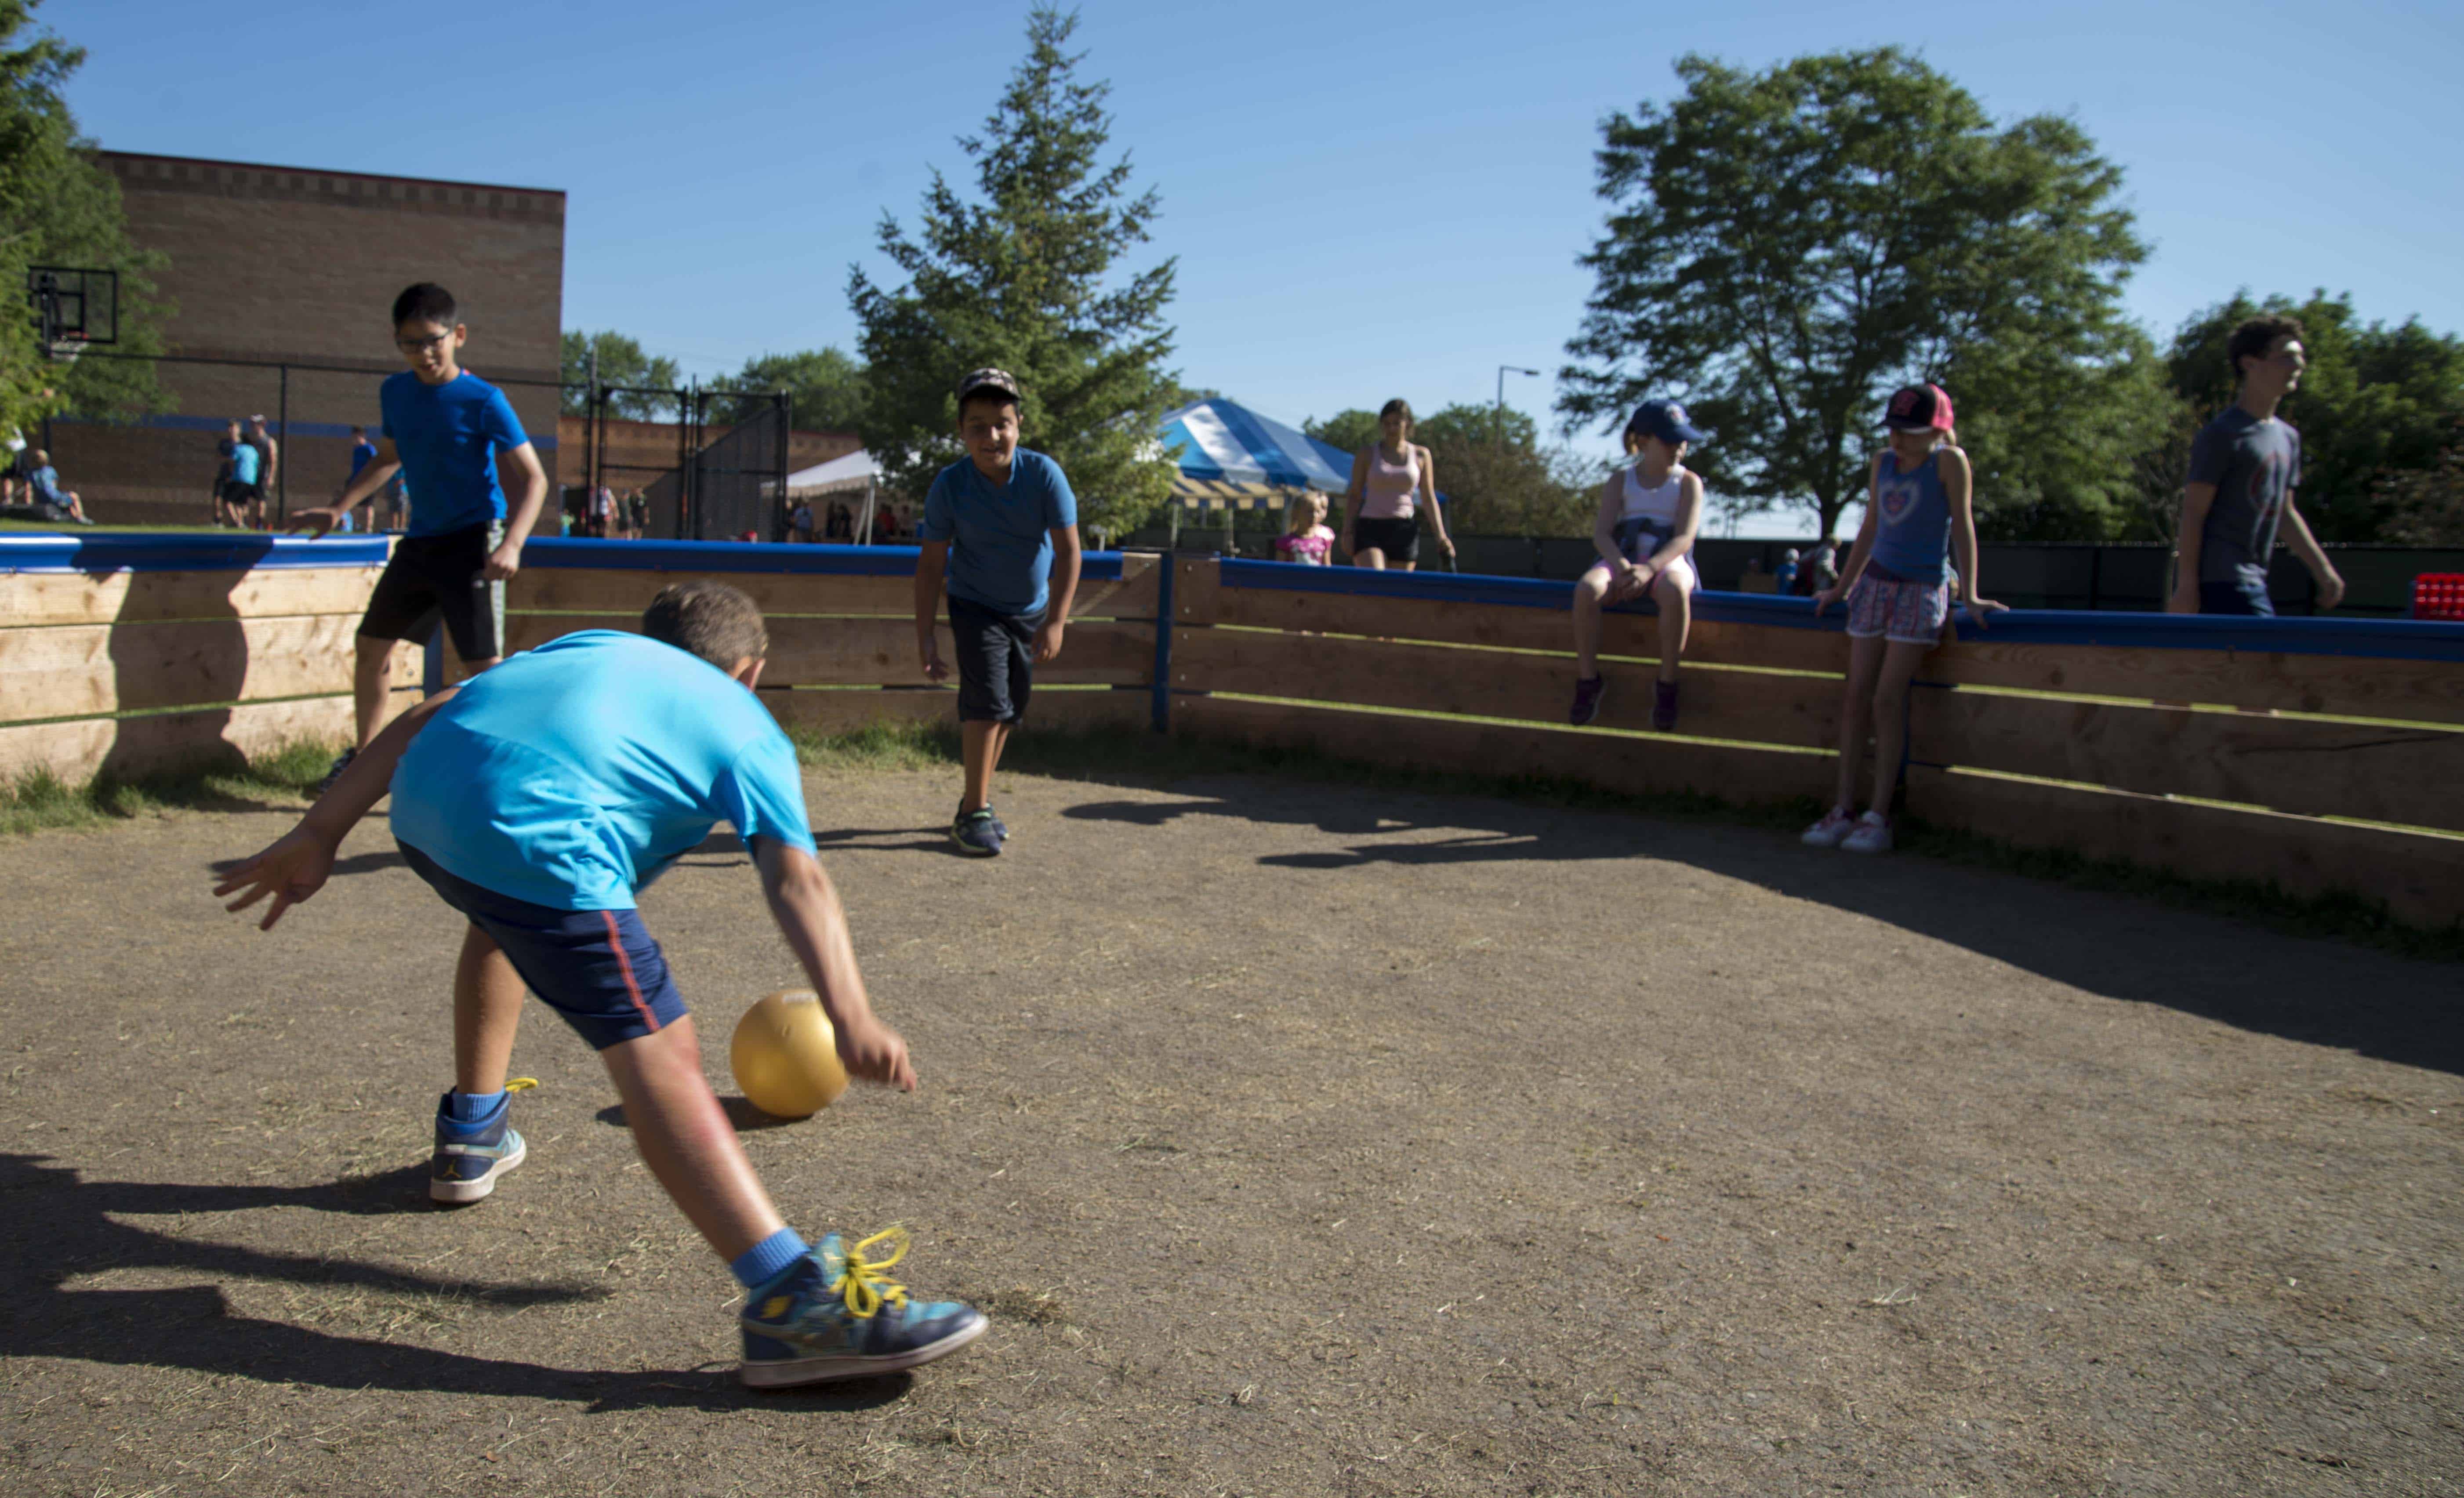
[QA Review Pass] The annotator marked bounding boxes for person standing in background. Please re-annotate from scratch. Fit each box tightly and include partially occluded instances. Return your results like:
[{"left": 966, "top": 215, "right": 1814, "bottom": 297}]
[
  {"left": 2169, "top": 315, "right": 2346, "bottom": 617},
  {"left": 243, "top": 415, "right": 279, "bottom": 529},
  {"left": 1341, "top": 399, "right": 1455, "bottom": 571}
]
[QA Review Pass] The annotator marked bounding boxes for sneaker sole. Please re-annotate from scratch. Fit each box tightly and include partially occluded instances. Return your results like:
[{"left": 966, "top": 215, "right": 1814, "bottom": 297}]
[
  {"left": 740, "top": 1314, "right": 990, "bottom": 1389},
  {"left": 430, "top": 1134, "right": 526, "bottom": 1204}
]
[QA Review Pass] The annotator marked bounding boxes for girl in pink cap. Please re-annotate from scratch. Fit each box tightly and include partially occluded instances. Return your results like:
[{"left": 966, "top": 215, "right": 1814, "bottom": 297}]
[{"left": 1803, "top": 384, "right": 2003, "bottom": 854}]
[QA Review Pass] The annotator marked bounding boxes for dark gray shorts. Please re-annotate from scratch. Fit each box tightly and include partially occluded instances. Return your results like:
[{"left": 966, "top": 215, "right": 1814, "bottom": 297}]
[{"left": 949, "top": 594, "right": 1039, "bottom": 724}]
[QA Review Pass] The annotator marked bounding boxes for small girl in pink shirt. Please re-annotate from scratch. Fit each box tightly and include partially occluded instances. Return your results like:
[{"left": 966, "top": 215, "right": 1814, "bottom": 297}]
[{"left": 1274, "top": 491, "right": 1335, "bottom": 564}]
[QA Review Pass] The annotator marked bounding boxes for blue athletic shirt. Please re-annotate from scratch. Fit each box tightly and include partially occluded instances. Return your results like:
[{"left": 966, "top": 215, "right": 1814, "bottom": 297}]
[
  {"left": 919, "top": 448, "right": 1078, "bottom": 616},
  {"left": 390, "top": 631, "right": 816, "bottom": 912},
  {"left": 348, "top": 438, "right": 378, "bottom": 481},
  {"left": 379, "top": 369, "right": 529, "bottom": 537},
  {"left": 230, "top": 443, "right": 261, "bottom": 486},
  {"left": 1866, "top": 448, "right": 1953, "bottom": 586}
]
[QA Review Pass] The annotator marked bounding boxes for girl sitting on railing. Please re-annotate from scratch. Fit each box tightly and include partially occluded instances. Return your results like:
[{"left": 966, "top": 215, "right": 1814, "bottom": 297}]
[
  {"left": 1274, "top": 491, "right": 1335, "bottom": 565},
  {"left": 1804, "top": 384, "right": 2004, "bottom": 855},
  {"left": 1568, "top": 400, "right": 1708, "bottom": 732}
]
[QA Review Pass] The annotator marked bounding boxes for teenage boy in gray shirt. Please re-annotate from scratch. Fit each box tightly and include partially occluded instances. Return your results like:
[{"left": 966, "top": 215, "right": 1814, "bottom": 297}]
[{"left": 2170, "top": 315, "right": 2346, "bottom": 617}]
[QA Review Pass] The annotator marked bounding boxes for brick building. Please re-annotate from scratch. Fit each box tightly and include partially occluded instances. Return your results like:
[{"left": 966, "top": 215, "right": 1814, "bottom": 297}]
[{"left": 51, "top": 152, "right": 565, "bottom": 524}]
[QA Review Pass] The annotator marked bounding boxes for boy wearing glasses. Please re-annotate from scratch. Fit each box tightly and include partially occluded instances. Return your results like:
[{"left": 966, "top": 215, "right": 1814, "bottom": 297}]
[
  {"left": 2169, "top": 315, "right": 2346, "bottom": 617},
  {"left": 294, "top": 283, "right": 551, "bottom": 786}
]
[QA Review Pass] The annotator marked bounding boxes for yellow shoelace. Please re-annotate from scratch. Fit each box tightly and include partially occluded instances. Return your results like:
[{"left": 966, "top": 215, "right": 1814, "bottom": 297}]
[
  {"left": 830, "top": 1226, "right": 913, "bottom": 1319},
  {"left": 505, "top": 1078, "right": 539, "bottom": 1094}
]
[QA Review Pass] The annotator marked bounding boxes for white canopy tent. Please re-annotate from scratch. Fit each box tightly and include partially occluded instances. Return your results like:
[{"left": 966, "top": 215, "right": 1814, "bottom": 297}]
[{"left": 785, "top": 449, "right": 884, "bottom": 542}]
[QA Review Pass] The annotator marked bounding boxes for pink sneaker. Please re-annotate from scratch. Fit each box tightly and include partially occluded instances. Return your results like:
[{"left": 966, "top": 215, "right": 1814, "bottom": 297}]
[
  {"left": 1840, "top": 811, "right": 1894, "bottom": 854},
  {"left": 1800, "top": 806, "right": 1856, "bottom": 848}
]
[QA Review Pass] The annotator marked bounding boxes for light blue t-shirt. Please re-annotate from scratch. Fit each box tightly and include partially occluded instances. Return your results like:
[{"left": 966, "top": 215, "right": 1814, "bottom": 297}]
[
  {"left": 919, "top": 448, "right": 1078, "bottom": 616},
  {"left": 390, "top": 631, "right": 816, "bottom": 912},
  {"left": 229, "top": 442, "right": 261, "bottom": 486},
  {"left": 1867, "top": 448, "right": 1953, "bottom": 586},
  {"left": 379, "top": 370, "right": 529, "bottom": 537}
]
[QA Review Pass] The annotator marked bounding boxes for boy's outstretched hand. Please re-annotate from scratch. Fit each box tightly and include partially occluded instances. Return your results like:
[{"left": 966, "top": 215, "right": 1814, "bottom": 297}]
[
  {"left": 833, "top": 1012, "right": 917, "bottom": 1092},
  {"left": 214, "top": 824, "right": 339, "bottom": 930}
]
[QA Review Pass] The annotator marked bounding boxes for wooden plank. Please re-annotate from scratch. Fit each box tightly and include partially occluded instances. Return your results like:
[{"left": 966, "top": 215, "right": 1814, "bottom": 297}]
[
  {"left": 0, "top": 691, "right": 416, "bottom": 785},
  {"left": 2, "top": 565, "right": 385, "bottom": 628},
  {"left": 1174, "top": 694, "right": 1833, "bottom": 808},
  {"left": 468, "top": 615, "right": 1155, "bottom": 688},
  {"left": 1912, "top": 687, "right": 2464, "bottom": 834},
  {"left": 1208, "top": 584, "right": 1851, "bottom": 674},
  {"left": 1172, "top": 627, "right": 1843, "bottom": 750},
  {"left": 0, "top": 616, "right": 423, "bottom": 725},
  {"left": 1922, "top": 638, "right": 2464, "bottom": 727},
  {"left": 761, "top": 686, "right": 1148, "bottom": 736},
  {"left": 509, "top": 561, "right": 1163, "bottom": 620},
  {"left": 1174, "top": 555, "right": 1219, "bottom": 626},
  {"left": 1905, "top": 764, "right": 2464, "bottom": 929}
]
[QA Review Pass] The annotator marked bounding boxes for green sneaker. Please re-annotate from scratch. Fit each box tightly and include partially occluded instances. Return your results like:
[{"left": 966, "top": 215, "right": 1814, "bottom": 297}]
[{"left": 739, "top": 1229, "right": 988, "bottom": 1388}]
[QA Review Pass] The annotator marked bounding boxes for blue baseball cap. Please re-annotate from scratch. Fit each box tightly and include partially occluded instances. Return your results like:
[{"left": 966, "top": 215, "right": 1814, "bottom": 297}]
[{"left": 1626, "top": 399, "right": 1708, "bottom": 445}]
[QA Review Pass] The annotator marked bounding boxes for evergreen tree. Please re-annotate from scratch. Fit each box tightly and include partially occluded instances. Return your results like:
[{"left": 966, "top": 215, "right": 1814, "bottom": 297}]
[{"left": 849, "top": 6, "right": 1177, "bottom": 536}]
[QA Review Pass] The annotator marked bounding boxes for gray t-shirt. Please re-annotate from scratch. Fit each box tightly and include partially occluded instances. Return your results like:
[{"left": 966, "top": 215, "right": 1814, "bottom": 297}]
[{"left": 2188, "top": 407, "right": 2301, "bottom": 586}]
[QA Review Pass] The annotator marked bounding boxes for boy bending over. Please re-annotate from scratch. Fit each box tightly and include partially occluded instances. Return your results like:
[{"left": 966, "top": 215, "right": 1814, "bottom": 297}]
[{"left": 215, "top": 581, "right": 986, "bottom": 1387}]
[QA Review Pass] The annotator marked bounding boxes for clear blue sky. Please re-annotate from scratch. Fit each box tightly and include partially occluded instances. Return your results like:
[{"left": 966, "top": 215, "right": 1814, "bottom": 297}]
[{"left": 60, "top": 0, "right": 2464, "bottom": 459}]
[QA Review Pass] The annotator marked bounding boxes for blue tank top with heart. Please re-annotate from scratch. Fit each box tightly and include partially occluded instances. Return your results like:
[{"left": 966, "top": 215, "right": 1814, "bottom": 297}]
[{"left": 1866, "top": 448, "right": 1951, "bottom": 586}]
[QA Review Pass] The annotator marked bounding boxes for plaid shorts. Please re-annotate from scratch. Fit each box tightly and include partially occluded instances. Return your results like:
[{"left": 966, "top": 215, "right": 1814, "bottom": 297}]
[{"left": 1845, "top": 569, "right": 1950, "bottom": 644}]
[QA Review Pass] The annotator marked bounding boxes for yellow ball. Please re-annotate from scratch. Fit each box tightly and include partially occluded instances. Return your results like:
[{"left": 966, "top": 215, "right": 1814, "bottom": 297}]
[{"left": 729, "top": 989, "right": 849, "bottom": 1119}]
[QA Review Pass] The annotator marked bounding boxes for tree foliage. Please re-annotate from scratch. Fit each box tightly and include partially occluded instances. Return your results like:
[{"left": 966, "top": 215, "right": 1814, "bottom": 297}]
[
  {"left": 2160, "top": 291, "right": 2464, "bottom": 543},
  {"left": 0, "top": 1, "right": 170, "bottom": 433},
  {"left": 2376, "top": 415, "right": 2464, "bottom": 547},
  {"left": 711, "top": 346, "right": 867, "bottom": 431},
  {"left": 1308, "top": 403, "right": 1594, "bottom": 536},
  {"left": 848, "top": 6, "right": 1177, "bottom": 537},
  {"left": 1561, "top": 48, "right": 2153, "bottom": 539},
  {"left": 559, "top": 330, "right": 681, "bottom": 418}
]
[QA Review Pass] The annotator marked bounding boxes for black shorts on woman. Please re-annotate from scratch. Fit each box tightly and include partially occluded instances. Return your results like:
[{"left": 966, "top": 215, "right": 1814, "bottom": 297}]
[{"left": 1352, "top": 514, "right": 1419, "bottom": 562}]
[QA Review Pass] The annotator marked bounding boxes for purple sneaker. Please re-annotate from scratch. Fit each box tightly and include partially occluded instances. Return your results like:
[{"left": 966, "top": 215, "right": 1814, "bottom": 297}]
[
  {"left": 1651, "top": 680, "right": 1680, "bottom": 731},
  {"left": 1570, "top": 675, "right": 1607, "bottom": 726}
]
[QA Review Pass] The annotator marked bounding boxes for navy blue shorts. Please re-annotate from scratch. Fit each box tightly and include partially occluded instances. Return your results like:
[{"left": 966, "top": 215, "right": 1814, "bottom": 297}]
[
  {"left": 399, "top": 842, "right": 688, "bottom": 1050},
  {"left": 949, "top": 594, "right": 1039, "bottom": 724}
]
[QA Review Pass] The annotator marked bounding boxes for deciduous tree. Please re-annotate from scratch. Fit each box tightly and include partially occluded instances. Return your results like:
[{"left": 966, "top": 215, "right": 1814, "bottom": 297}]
[{"left": 1562, "top": 48, "right": 2152, "bottom": 540}]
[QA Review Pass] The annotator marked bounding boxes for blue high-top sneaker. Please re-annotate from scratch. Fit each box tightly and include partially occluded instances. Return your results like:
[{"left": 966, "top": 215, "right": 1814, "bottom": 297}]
[
  {"left": 430, "top": 1085, "right": 528, "bottom": 1204},
  {"left": 739, "top": 1229, "right": 988, "bottom": 1388}
]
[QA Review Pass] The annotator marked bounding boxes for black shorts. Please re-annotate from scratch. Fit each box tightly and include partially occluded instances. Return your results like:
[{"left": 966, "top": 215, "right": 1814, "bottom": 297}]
[
  {"left": 218, "top": 479, "right": 255, "bottom": 505},
  {"left": 949, "top": 594, "right": 1039, "bottom": 724},
  {"left": 1352, "top": 514, "right": 1419, "bottom": 562},
  {"left": 360, "top": 520, "right": 507, "bottom": 661}
]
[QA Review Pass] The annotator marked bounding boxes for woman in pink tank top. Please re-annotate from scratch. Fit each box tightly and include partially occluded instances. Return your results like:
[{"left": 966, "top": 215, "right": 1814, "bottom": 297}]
[{"left": 1340, "top": 399, "right": 1454, "bottom": 570}]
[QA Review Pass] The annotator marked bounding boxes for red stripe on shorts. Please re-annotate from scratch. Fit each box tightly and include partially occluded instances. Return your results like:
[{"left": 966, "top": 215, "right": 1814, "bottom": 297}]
[{"left": 599, "top": 910, "right": 660, "bottom": 1033}]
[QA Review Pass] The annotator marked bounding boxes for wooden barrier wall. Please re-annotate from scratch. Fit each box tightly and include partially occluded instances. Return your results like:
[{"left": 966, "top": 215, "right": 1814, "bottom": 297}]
[
  {"left": 485, "top": 540, "right": 1163, "bottom": 735},
  {"left": 0, "top": 534, "right": 421, "bottom": 784},
  {"left": 1165, "top": 557, "right": 2464, "bottom": 929},
  {"left": 7, "top": 534, "right": 2458, "bottom": 930}
]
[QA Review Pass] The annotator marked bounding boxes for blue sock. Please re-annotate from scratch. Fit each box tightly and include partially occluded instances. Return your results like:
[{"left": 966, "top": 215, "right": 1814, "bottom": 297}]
[
  {"left": 731, "top": 1227, "right": 811, "bottom": 1289},
  {"left": 438, "top": 1088, "right": 508, "bottom": 1136}
]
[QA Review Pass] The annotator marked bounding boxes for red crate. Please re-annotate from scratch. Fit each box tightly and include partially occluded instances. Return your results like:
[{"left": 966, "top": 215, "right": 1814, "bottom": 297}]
[{"left": 2414, "top": 573, "right": 2464, "bottom": 620}]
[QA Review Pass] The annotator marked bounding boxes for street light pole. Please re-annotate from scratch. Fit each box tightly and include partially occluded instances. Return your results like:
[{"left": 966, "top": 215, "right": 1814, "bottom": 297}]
[{"left": 1495, "top": 365, "right": 1540, "bottom": 447}]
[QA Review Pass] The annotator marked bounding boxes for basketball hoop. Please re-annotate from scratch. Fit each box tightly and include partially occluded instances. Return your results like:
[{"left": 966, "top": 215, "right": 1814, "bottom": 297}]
[{"left": 26, "top": 267, "right": 116, "bottom": 361}]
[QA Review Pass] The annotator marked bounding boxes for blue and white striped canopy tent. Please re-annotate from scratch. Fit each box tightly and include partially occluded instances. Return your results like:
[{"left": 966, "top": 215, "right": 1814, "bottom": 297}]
[{"left": 1160, "top": 398, "right": 1354, "bottom": 510}]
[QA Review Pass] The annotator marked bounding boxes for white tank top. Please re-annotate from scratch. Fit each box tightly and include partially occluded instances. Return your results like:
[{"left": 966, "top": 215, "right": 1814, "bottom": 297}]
[
  {"left": 1610, "top": 464, "right": 1687, "bottom": 562},
  {"left": 1618, "top": 464, "right": 1686, "bottom": 526}
]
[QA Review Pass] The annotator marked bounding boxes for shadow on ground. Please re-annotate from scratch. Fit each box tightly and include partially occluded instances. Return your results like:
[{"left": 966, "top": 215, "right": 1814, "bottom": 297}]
[
  {"left": 1065, "top": 780, "right": 2464, "bottom": 1077},
  {"left": 0, "top": 1153, "right": 903, "bottom": 1413}
]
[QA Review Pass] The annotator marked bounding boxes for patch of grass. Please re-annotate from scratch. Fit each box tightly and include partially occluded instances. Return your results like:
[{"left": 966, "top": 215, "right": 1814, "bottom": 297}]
[
  {"left": 788, "top": 718, "right": 2464, "bottom": 961},
  {"left": 0, "top": 739, "right": 339, "bottom": 838}
]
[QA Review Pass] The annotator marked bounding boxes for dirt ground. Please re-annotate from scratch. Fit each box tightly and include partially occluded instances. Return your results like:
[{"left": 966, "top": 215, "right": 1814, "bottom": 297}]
[{"left": 1, "top": 762, "right": 2459, "bottom": 1497}]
